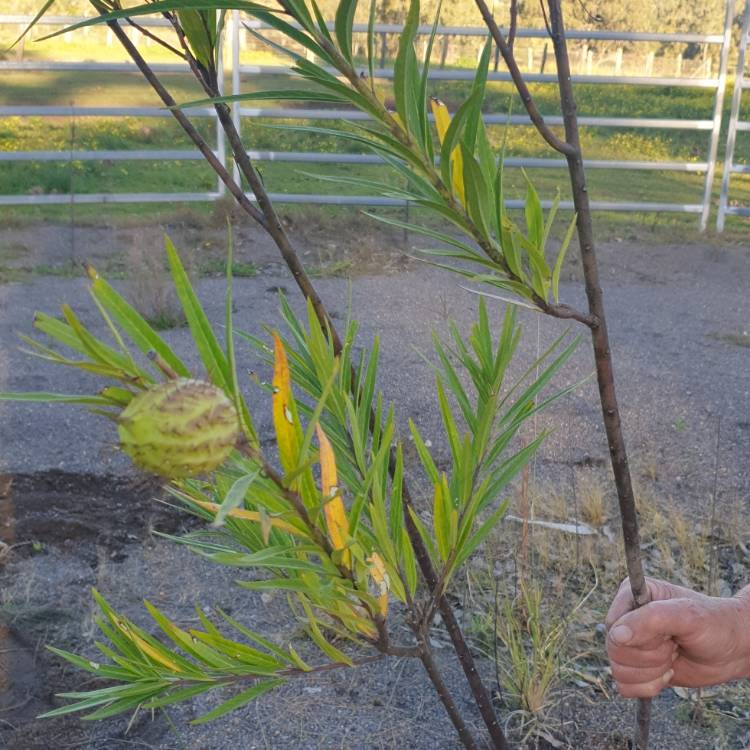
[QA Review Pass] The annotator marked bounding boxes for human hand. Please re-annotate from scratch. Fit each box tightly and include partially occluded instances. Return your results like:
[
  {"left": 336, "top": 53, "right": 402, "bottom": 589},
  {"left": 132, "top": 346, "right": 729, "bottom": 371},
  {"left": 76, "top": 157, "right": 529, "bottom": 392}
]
[{"left": 605, "top": 577, "right": 750, "bottom": 698}]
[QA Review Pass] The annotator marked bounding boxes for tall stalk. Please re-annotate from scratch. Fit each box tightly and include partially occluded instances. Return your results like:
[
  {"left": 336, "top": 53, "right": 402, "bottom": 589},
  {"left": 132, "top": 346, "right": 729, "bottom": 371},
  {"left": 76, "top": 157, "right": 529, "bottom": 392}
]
[{"left": 474, "top": 0, "right": 651, "bottom": 745}]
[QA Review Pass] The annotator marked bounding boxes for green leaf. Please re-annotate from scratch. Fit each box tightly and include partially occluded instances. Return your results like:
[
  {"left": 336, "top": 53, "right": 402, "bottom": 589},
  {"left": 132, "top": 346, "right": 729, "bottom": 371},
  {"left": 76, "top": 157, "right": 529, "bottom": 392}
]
[
  {"left": 0, "top": 392, "right": 111, "bottom": 405},
  {"left": 465, "top": 38, "right": 492, "bottom": 154},
  {"left": 552, "top": 213, "right": 578, "bottom": 303},
  {"left": 213, "top": 470, "right": 260, "bottom": 527},
  {"left": 178, "top": 9, "right": 216, "bottom": 69},
  {"left": 454, "top": 499, "right": 509, "bottom": 569},
  {"left": 175, "top": 89, "right": 346, "bottom": 110},
  {"left": 334, "top": 0, "right": 358, "bottom": 63},
  {"left": 408, "top": 420, "right": 440, "bottom": 484},
  {"left": 366, "top": 0, "right": 377, "bottom": 85},
  {"left": 461, "top": 146, "right": 493, "bottom": 239},
  {"left": 191, "top": 679, "right": 284, "bottom": 724},
  {"left": 165, "top": 236, "right": 230, "bottom": 391},
  {"left": 87, "top": 267, "right": 190, "bottom": 379},
  {"left": 523, "top": 170, "right": 544, "bottom": 250},
  {"left": 393, "top": 0, "right": 422, "bottom": 143},
  {"left": 9, "top": 0, "right": 55, "bottom": 48}
]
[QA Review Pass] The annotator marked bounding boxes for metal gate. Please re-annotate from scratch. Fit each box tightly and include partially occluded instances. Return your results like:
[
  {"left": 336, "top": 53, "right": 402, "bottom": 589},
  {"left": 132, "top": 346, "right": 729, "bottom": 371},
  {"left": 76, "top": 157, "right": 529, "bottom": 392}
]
[
  {"left": 717, "top": 0, "right": 750, "bottom": 231},
  {"left": 0, "top": 2, "right": 738, "bottom": 230}
]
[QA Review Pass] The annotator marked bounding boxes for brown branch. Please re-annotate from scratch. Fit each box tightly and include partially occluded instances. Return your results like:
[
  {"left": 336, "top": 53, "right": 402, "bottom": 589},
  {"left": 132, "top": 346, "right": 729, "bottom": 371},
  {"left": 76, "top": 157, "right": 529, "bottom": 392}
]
[
  {"left": 101, "top": 17, "right": 265, "bottom": 227},
  {"left": 473, "top": 0, "right": 575, "bottom": 157},
  {"left": 416, "top": 636, "right": 481, "bottom": 750},
  {"left": 508, "top": 0, "right": 518, "bottom": 50},
  {"left": 124, "top": 17, "right": 186, "bottom": 59},
  {"left": 544, "top": 1, "right": 651, "bottom": 747}
]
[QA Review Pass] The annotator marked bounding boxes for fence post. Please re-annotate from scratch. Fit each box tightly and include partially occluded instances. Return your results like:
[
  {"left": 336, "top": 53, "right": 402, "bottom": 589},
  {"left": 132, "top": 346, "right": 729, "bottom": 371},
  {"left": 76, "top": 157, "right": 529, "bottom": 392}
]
[
  {"left": 700, "top": 0, "right": 735, "bottom": 232},
  {"left": 645, "top": 51, "right": 654, "bottom": 75},
  {"left": 718, "top": 0, "right": 750, "bottom": 231},
  {"left": 615, "top": 47, "right": 623, "bottom": 74}
]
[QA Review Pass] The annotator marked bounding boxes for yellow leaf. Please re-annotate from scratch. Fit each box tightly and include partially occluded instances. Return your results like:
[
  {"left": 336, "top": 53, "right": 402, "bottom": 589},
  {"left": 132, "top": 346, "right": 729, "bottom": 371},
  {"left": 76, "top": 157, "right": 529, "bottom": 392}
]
[
  {"left": 272, "top": 332, "right": 300, "bottom": 475},
  {"left": 430, "top": 97, "right": 451, "bottom": 144},
  {"left": 316, "top": 424, "right": 351, "bottom": 568},
  {"left": 117, "top": 620, "right": 182, "bottom": 673},
  {"left": 192, "top": 500, "right": 305, "bottom": 537},
  {"left": 367, "top": 552, "right": 390, "bottom": 617},
  {"left": 430, "top": 97, "right": 465, "bottom": 206}
]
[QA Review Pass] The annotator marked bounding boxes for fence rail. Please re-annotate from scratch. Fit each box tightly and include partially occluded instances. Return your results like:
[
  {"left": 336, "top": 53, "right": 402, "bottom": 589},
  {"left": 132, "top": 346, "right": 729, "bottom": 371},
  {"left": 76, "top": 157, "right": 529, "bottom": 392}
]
[{"left": 0, "top": 4, "right": 740, "bottom": 229}]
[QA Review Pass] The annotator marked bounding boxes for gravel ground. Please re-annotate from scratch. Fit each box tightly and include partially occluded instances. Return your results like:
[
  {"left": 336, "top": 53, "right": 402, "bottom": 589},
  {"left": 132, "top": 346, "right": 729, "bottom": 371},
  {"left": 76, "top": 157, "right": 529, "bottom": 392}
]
[{"left": 1, "top": 225, "right": 748, "bottom": 749}]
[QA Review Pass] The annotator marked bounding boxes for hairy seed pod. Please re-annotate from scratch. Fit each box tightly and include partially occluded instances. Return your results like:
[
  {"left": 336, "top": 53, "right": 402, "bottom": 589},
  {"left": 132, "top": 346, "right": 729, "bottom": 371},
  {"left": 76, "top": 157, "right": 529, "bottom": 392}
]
[{"left": 117, "top": 379, "right": 239, "bottom": 478}]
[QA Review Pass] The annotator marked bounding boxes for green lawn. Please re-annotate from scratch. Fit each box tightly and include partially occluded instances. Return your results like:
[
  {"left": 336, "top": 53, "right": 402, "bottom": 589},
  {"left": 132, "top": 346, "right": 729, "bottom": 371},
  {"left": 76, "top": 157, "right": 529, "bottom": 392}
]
[{"left": 2, "top": 45, "right": 750, "bottom": 238}]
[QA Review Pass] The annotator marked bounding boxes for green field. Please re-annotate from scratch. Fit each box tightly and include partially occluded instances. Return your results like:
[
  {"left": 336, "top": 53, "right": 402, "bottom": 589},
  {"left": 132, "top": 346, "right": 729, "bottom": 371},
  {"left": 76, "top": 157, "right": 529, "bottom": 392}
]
[{"left": 2, "top": 30, "right": 750, "bottom": 240}]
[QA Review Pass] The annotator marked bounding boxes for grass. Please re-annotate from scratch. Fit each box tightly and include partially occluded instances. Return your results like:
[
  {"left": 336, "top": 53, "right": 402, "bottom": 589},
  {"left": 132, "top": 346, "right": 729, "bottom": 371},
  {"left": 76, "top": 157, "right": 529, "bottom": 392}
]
[{"left": 460, "top": 458, "right": 750, "bottom": 747}]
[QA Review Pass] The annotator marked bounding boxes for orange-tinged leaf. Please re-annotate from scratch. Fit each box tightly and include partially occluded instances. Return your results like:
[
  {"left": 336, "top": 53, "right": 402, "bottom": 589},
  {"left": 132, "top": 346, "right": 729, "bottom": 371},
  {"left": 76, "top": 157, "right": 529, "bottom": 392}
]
[
  {"left": 192, "top": 500, "right": 305, "bottom": 537},
  {"left": 316, "top": 424, "right": 351, "bottom": 568},
  {"left": 272, "top": 332, "right": 300, "bottom": 475},
  {"left": 367, "top": 552, "right": 390, "bottom": 617}
]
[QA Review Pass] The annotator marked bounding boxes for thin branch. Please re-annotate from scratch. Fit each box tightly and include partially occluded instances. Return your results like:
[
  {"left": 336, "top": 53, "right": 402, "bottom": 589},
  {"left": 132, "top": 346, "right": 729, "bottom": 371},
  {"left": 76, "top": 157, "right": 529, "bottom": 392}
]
[
  {"left": 473, "top": 0, "right": 575, "bottom": 156},
  {"left": 124, "top": 17, "right": 186, "bottom": 59},
  {"left": 100, "top": 16, "right": 266, "bottom": 226},
  {"left": 416, "top": 636, "right": 481, "bottom": 750},
  {"left": 508, "top": 0, "right": 518, "bottom": 50},
  {"left": 544, "top": 0, "right": 651, "bottom": 746}
]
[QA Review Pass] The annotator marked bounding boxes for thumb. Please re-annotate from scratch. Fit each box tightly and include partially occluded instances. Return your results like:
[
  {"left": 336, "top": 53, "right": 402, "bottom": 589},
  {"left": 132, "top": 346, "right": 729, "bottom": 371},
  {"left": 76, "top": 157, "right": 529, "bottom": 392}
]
[{"left": 609, "top": 598, "right": 704, "bottom": 649}]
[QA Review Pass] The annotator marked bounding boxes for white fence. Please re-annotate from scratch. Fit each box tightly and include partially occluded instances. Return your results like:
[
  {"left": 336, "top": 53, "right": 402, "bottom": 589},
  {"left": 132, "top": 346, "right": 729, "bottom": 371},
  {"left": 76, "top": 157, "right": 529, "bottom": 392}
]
[
  {"left": 718, "top": 1, "right": 750, "bottom": 230},
  {"left": 0, "top": 3, "right": 740, "bottom": 230}
]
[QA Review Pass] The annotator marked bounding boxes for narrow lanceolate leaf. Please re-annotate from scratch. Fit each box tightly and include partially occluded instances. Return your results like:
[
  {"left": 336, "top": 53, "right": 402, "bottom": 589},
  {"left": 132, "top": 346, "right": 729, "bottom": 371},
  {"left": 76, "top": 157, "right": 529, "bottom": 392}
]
[
  {"left": 367, "top": 552, "right": 390, "bottom": 617},
  {"left": 191, "top": 500, "right": 305, "bottom": 536},
  {"left": 316, "top": 424, "right": 351, "bottom": 568},
  {"left": 552, "top": 213, "right": 578, "bottom": 303},
  {"left": 191, "top": 679, "right": 284, "bottom": 724},
  {"left": 393, "top": 0, "right": 422, "bottom": 143},
  {"left": 165, "top": 237, "right": 230, "bottom": 391},
  {"left": 86, "top": 265, "right": 190, "bottom": 379},
  {"left": 178, "top": 9, "right": 216, "bottom": 69},
  {"left": 334, "top": 0, "right": 358, "bottom": 63},
  {"left": 431, "top": 98, "right": 465, "bottom": 205},
  {"left": 272, "top": 332, "right": 301, "bottom": 475}
]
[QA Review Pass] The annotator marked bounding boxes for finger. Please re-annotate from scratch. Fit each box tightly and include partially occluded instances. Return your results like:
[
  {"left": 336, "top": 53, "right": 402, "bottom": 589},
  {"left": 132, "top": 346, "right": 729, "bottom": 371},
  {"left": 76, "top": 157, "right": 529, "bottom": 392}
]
[
  {"left": 605, "top": 577, "right": 678, "bottom": 630},
  {"left": 615, "top": 668, "right": 674, "bottom": 699},
  {"left": 607, "top": 598, "right": 706, "bottom": 649},
  {"left": 607, "top": 635, "right": 676, "bottom": 669},
  {"left": 610, "top": 658, "right": 675, "bottom": 686}
]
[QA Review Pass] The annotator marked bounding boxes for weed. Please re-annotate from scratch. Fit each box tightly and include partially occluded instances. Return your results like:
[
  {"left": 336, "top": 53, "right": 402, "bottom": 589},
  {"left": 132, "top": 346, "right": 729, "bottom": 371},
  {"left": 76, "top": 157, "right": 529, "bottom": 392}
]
[
  {"left": 713, "top": 331, "right": 750, "bottom": 348},
  {"left": 125, "top": 238, "right": 187, "bottom": 331}
]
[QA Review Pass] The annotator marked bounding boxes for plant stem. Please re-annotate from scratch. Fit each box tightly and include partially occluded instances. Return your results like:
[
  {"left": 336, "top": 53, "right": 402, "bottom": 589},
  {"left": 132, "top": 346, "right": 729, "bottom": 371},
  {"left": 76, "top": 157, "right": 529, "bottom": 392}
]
[
  {"left": 399, "top": 476, "right": 510, "bottom": 750},
  {"left": 417, "top": 637, "right": 481, "bottom": 750},
  {"left": 545, "top": 1, "right": 651, "bottom": 746}
]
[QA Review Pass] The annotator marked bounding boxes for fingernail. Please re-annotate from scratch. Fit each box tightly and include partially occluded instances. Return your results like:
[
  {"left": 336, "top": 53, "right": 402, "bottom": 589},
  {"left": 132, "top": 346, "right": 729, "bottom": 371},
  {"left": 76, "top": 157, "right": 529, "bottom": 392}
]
[
  {"left": 610, "top": 624, "right": 633, "bottom": 645},
  {"left": 672, "top": 650, "right": 679, "bottom": 663},
  {"left": 663, "top": 669, "right": 674, "bottom": 684}
]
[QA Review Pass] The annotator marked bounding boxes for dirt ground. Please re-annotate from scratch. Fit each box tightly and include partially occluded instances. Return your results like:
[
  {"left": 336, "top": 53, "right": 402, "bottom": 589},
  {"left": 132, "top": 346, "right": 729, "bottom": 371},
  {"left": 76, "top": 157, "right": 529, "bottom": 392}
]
[{"left": 1, "top": 217, "right": 749, "bottom": 749}]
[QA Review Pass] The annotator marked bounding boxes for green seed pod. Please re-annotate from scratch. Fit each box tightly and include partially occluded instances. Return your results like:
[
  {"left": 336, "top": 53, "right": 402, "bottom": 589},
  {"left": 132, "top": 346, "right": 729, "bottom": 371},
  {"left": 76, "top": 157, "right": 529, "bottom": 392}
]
[{"left": 118, "top": 379, "right": 239, "bottom": 478}]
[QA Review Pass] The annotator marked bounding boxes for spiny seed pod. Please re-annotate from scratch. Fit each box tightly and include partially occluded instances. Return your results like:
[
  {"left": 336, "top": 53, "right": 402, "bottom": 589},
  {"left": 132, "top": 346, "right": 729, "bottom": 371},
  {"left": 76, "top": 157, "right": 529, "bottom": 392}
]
[{"left": 117, "top": 379, "right": 239, "bottom": 478}]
